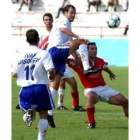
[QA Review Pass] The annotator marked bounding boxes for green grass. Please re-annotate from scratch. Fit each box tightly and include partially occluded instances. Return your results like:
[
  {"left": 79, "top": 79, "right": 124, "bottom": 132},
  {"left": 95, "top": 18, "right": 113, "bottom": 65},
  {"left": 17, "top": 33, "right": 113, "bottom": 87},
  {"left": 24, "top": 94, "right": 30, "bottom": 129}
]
[{"left": 12, "top": 67, "right": 128, "bottom": 140}]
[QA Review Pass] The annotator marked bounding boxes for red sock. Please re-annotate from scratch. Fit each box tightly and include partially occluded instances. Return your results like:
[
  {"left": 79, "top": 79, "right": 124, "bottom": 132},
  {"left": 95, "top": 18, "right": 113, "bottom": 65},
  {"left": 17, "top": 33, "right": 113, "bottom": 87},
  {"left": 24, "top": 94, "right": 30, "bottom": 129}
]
[
  {"left": 86, "top": 107, "right": 95, "bottom": 124},
  {"left": 71, "top": 91, "right": 79, "bottom": 107}
]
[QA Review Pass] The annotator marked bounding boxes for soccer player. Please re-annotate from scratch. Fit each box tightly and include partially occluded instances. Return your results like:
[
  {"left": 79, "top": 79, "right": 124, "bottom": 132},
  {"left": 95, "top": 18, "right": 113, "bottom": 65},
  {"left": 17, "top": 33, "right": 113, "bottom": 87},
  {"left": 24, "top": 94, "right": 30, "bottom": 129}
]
[
  {"left": 67, "top": 42, "right": 129, "bottom": 129},
  {"left": 47, "top": 5, "right": 98, "bottom": 126},
  {"left": 38, "top": 12, "right": 85, "bottom": 128},
  {"left": 48, "top": 5, "right": 99, "bottom": 75},
  {"left": 38, "top": 13, "right": 53, "bottom": 50},
  {"left": 47, "top": 5, "right": 94, "bottom": 126},
  {"left": 47, "top": 38, "right": 92, "bottom": 128},
  {"left": 11, "top": 29, "right": 56, "bottom": 140}
]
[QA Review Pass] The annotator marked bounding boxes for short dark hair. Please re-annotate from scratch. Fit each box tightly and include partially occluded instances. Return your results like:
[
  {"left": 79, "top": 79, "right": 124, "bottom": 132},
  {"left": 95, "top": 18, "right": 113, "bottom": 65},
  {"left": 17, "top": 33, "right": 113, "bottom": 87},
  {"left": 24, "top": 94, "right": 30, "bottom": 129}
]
[
  {"left": 88, "top": 42, "right": 97, "bottom": 49},
  {"left": 26, "top": 29, "right": 39, "bottom": 45},
  {"left": 43, "top": 13, "right": 53, "bottom": 21},
  {"left": 63, "top": 5, "right": 76, "bottom": 13}
]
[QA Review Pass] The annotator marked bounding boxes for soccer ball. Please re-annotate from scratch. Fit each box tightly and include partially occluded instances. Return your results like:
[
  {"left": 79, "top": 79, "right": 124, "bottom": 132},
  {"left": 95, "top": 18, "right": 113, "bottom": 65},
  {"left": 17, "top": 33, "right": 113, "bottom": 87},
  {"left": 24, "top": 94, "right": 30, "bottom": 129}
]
[{"left": 106, "top": 14, "right": 121, "bottom": 29}]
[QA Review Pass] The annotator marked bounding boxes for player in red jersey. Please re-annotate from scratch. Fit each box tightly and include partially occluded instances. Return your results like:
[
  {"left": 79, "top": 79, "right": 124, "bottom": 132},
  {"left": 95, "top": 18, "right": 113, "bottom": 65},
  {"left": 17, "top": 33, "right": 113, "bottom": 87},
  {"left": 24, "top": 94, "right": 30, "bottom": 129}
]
[{"left": 67, "top": 42, "right": 129, "bottom": 129}]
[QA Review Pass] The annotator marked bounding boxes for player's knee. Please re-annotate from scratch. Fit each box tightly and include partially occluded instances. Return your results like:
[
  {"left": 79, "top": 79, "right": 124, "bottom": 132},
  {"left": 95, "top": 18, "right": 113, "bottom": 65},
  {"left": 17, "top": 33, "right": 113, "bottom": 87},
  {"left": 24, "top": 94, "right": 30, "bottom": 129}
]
[{"left": 86, "top": 92, "right": 98, "bottom": 104}]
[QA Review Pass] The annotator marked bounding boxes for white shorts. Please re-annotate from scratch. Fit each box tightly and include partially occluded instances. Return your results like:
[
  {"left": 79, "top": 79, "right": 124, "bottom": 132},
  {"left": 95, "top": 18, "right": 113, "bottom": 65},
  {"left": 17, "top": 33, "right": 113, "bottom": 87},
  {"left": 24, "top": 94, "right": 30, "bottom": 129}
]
[
  {"left": 61, "top": 65, "right": 74, "bottom": 79},
  {"left": 84, "top": 85, "right": 120, "bottom": 103}
]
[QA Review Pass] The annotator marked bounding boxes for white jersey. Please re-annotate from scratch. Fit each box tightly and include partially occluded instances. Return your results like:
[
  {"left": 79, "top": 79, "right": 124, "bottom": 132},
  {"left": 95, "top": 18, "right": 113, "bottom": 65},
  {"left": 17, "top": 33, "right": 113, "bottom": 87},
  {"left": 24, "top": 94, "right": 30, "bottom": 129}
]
[
  {"left": 12, "top": 45, "right": 54, "bottom": 87},
  {"left": 39, "top": 30, "right": 50, "bottom": 50},
  {"left": 47, "top": 16, "right": 72, "bottom": 50}
]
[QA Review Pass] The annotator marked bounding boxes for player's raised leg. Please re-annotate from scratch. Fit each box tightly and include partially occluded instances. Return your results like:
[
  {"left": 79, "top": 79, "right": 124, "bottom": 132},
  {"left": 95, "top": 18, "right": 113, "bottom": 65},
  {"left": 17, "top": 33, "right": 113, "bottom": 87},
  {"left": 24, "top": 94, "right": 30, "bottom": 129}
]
[{"left": 69, "top": 39, "right": 101, "bottom": 75}]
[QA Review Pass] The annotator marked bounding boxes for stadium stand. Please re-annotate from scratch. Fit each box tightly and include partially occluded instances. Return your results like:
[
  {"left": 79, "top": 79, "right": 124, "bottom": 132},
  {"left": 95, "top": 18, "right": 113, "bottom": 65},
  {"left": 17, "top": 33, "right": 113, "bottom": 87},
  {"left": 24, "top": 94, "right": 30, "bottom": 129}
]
[
  {"left": 11, "top": 0, "right": 129, "bottom": 38},
  {"left": 11, "top": 0, "right": 129, "bottom": 66}
]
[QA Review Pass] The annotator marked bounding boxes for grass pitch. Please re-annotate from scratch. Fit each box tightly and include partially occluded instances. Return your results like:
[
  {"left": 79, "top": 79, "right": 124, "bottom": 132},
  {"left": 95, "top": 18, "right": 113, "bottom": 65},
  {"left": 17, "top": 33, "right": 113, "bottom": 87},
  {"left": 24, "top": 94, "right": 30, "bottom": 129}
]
[{"left": 12, "top": 67, "right": 128, "bottom": 140}]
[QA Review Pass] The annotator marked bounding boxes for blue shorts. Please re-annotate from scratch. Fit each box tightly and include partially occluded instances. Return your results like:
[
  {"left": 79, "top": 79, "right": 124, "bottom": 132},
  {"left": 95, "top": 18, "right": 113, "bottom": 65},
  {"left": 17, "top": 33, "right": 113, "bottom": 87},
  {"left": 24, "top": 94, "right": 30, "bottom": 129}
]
[
  {"left": 49, "top": 45, "right": 69, "bottom": 76},
  {"left": 19, "top": 84, "right": 55, "bottom": 113}
]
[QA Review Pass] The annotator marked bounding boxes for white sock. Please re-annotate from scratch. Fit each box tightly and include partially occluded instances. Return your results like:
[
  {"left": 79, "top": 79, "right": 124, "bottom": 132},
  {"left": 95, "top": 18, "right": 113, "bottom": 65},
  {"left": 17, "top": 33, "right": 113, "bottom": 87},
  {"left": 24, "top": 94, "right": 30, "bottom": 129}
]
[
  {"left": 57, "top": 88, "right": 65, "bottom": 106},
  {"left": 48, "top": 110, "right": 53, "bottom": 116},
  {"left": 38, "top": 119, "right": 48, "bottom": 140},
  {"left": 50, "top": 87, "right": 57, "bottom": 102},
  {"left": 48, "top": 88, "right": 57, "bottom": 116},
  {"left": 79, "top": 44, "right": 90, "bottom": 70},
  {"left": 23, "top": 114, "right": 26, "bottom": 122}
]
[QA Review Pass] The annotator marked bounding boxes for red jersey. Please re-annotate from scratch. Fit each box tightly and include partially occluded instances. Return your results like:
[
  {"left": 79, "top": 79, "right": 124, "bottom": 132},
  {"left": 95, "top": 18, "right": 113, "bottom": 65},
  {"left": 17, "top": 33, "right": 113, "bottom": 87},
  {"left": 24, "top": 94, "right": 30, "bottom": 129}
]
[{"left": 67, "top": 57, "right": 108, "bottom": 88}]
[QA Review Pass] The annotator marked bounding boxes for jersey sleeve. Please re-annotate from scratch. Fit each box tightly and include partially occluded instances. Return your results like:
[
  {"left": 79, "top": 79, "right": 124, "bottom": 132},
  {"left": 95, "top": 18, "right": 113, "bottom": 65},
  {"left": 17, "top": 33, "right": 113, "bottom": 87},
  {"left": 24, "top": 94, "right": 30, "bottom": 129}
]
[
  {"left": 42, "top": 52, "right": 54, "bottom": 71},
  {"left": 67, "top": 58, "right": 82, "bottom": 73},
  {"left": 102, "top": 60, "right": 108, "bottom": 69},
  {"left": 99, "top": 58, "right": 108, "bottom": 69},
  {"left": 58, "top": 19, "right": 70, "bottom": 29}
]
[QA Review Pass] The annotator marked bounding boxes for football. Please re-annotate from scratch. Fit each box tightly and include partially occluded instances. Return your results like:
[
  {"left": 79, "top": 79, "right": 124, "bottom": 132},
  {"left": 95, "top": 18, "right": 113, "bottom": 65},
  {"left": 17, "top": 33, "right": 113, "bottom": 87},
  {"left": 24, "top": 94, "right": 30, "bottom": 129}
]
[{"left": 106, "top": 14, "right": 121, "bottom": 29}]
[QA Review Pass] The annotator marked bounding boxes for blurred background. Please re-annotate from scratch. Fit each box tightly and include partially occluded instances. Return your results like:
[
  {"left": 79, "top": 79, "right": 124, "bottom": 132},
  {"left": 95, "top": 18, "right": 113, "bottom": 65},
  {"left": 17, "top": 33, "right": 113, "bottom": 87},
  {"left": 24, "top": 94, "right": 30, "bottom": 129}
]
[{"left": 11, "top": 0, "right": 129, "bottom": 66}]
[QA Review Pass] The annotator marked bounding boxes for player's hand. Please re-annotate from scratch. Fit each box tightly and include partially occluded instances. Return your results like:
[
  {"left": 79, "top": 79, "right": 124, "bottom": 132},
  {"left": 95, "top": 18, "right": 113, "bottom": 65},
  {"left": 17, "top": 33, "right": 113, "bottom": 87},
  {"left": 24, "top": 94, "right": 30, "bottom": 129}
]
[
  {"left": 48, "top": 69, "right": 56, "bottom": 82},
  {"left": 49, "top": 75, "right": 55, "bottom": 82},
  {"left": 109, "top": 73, "right": 116, "bottom": 80},
  {"left": 78, "top": 37, "right": 90, "bottom": 44}
]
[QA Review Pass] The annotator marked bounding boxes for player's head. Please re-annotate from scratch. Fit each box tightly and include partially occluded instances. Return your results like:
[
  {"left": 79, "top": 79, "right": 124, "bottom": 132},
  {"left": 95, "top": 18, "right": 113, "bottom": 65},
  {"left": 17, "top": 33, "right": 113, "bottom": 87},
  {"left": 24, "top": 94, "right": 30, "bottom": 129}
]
[
  {"left": 88, "top": 42, "right": 97, "bottom": 59},
  {"left": 63, "top": 5, "right": 76, "bottom": 22},
  {"left": 26, "top": 29, "right": 39, "bottom": 45},
  {"left": 43, "top": 13, "right": 53, "bottom": 30}
]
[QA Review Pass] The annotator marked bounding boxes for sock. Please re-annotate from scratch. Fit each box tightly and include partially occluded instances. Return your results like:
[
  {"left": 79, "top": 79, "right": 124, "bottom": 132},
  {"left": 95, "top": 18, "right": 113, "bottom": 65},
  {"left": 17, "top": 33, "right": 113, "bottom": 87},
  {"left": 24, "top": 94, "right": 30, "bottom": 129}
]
[
  {"left": 71, "top": 91, "right": 79, "bottom": 107},
  {"left": 57, "top": 88, "right": 65, "bottom": 106},
  {"left": 49, "top": 87, "right": 57, "bottom": 102},
  {"left": 38, "top": 119, "right": 48, "bottom": 140},
  {"left": 48, "top": 110, "right": 53, "bottom": 116},
  {"left": 86, "top": 107, "right": 95, "bottom": 124},
  {"left": 48, "top": 88, "right": 57, "bottom": 116},
  {"left": 23, "top": 113, "right": 26, "bottom": 122},
  {"left": 79, "top": 44, "right": 90, "bottom": 70}
]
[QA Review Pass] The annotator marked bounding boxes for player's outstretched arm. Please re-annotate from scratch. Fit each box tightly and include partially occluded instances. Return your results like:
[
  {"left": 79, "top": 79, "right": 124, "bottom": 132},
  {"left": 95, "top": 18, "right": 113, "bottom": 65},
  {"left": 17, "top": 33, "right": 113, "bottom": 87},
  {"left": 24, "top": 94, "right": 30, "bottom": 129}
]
[
  {"left": 60, "top": 28, "right": 89, "bottom": 43},
  {"left": 103, "top": 67, "right": 116, "bottom": 80},
  {"left": 60, "top": 28, "right": 79, "bottom": 39}
]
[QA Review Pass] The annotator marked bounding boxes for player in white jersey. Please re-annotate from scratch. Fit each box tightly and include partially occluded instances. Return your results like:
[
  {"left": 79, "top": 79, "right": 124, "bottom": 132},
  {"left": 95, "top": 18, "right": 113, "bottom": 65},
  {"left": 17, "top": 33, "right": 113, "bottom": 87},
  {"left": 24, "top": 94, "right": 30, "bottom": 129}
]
[
  {"left": 12, "top": 29, "right": 56, "bottom": 140},
  {"left": 38, "top": 12, "right": 86, "bottom": 128},
  {"left": 48, "top": 5, "right": 100, "bottom": 74},
  {"left": 47, "top": 6, "right": 94, "bottom": 116},
  {"left": 38, "top": 13, "right": 53, "bottom": 50}
]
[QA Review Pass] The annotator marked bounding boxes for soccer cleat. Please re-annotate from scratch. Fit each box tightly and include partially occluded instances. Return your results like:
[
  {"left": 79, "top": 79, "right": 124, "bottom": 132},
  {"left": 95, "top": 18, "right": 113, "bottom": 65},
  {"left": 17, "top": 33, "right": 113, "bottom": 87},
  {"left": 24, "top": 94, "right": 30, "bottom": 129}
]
[
  {"left": 25, "top": 109, "right": 34, "bottom": 127},
  {"left": 84, "top": 67, "right": 101, "bottom": 75},
  {"left": 15, "top": 104, "right": 20, "bottom": 109},
  {"left": 48, "top": 115, "right": 56, "bottom": 128},
  {"left": 57, "top": 105, "right": 68, "bottom": 110},
  {"left": 87, "top": 123, "right": 96, "bottom": 129},
  {"left": 73, "top": 105, "right": 86, "bottom": 111}
]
